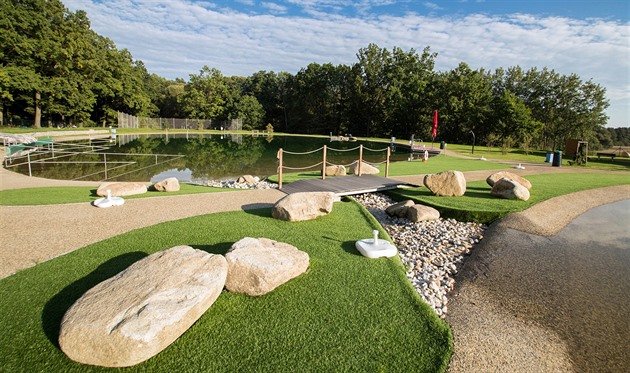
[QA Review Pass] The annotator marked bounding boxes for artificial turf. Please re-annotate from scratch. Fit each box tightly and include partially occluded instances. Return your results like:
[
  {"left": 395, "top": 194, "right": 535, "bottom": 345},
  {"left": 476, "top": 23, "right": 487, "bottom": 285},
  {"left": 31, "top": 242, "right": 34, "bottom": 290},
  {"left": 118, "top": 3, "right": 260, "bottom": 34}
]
[
  {"left": 0, "top": 183, "right": 230, "bottom": 205},
  {"left": 388, "top": 173, "right": 630, "bottom": 224},
  {"left": 0, "top": 201, "right": 452, "bottom": 372}
]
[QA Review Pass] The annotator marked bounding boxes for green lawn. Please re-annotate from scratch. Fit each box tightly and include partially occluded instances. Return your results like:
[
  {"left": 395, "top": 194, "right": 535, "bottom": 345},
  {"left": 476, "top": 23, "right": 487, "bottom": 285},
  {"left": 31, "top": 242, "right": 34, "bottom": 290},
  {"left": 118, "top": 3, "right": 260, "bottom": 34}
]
[
  {"left": 446, "top": 143, "right": 630, "bottom": 172},
  {"left": 389, "top": 173, "right": 630, "bottom": 224},
  {"left": 0, "top": 183, "right": 230, "bottom": 205},
  {"left": 446, "top": 143, "right": 548, "bottom": 164},
  {"left": 0, "top": 201, "right": 452, "bottom": 372}
]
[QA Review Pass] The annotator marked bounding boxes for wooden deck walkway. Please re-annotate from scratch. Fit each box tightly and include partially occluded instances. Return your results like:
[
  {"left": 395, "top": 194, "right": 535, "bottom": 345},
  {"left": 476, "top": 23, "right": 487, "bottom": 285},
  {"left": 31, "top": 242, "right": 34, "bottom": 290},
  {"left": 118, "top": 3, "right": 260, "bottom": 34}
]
[{"left": 280, "top": 174, "right": 417, "bottom": 196}]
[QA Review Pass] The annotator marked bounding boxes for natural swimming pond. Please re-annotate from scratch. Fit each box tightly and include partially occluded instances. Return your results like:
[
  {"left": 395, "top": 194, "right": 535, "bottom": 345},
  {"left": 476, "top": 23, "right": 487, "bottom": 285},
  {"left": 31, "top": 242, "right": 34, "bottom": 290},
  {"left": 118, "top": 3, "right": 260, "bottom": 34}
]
[{"left": 7, "top": 133, "right": 415, "bottom": 182}]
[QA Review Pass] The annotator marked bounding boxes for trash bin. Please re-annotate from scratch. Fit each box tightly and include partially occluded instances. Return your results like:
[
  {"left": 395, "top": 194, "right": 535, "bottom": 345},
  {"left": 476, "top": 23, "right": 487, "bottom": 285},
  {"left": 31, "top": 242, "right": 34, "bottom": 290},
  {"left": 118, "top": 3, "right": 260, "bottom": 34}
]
[
  {"left": 545, "top": 151, "right": 553, "bottom": 163},
  {"left": 552, "top": 150, "right": 562, "bottom": 167},
  {"left": 440, "top": 141, "right": 446, "bottom": 150}
]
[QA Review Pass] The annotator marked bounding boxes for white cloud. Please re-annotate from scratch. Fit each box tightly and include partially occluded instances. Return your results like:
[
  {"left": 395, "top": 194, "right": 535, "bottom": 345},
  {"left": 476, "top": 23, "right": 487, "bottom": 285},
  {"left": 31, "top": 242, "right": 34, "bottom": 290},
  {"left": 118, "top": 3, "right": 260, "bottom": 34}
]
[
  {"left": 423, "top": 2, "right": 442, "bottom": 11},
  {"left": 261, "top": 2, "right": 288, "bottom": 14},
  {"left": 65, "top": 0, "right": 629, "bottom": 126}
]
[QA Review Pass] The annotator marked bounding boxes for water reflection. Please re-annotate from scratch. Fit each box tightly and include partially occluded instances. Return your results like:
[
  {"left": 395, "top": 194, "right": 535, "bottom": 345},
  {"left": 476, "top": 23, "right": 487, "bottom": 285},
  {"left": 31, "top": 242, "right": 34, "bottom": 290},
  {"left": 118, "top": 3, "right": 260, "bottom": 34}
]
[{"left": 14, "top": 134, "right": 409, "bottom": 182}]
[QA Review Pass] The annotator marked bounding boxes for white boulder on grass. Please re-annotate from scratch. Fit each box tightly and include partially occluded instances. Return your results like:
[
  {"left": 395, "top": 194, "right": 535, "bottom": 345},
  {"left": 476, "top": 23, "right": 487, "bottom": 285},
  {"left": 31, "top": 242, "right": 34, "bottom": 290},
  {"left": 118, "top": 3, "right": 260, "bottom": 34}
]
[
  {"left": 323, "top": 164, "right": 347, "bottom": 176},
  {"left": 59, "top": 246, "right": 227, "bottom": 367},
  {"left": 349, "top": 161, "right": 380, "bottom": 175},
  {"left": 272, "top": 192, "right": 335, "bottom": 221},
  {"left": 491, "top": 178, "right": 530, "bottom": 201},
  {"left": 152, "top": 177, "right": 180, "bottom": 192},
  {"left": 225, "top": 237, "right": 309, "bottom": 296},
  {"left": 423, "top": 170, "right": 467, "bottom": 197},
  {"left": 96, "top": 182, "right": 147, "bottom": 197},
  {"left": 486, "top": 171, "right": 532, "bottom": 190}
]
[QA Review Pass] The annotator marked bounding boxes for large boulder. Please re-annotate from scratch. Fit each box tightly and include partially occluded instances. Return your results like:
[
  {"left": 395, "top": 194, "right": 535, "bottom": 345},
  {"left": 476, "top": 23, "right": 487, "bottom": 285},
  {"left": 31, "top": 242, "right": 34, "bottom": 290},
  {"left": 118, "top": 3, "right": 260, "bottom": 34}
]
[
  {"left": 322, "top": 164, "right": 346, "bottom": 177},
  {"left": 96, "top": 182, "right": 147, "bottom": 197},
  {"left": 59, "top": 246, "right": 227, "bottom": 367},
  {"left": 225, "top": 237, "right": 309, "bottom": 296},
  {"left": 272, "top": 192, "right": 335, "bottom": 221},
  {"left": 406, "top": 204, "right": 440, "bottom": 222},
  {"left": 385, "top": 200, "right": 415, "bottom": 218},
  {"left": 491, "top": 178, "right": 530, "bottom": 201},
  {"left": 486, "top": 171, "right": 532, "bottom": 190},
  {"left": 152, "top": 177, "right": 180, "bottom": 192},
  {"left": 349, "top": 161, "right": 380, "bottom": 175},
  {"left": 423, "top": 170, "right": 467, "bottom": 197}
]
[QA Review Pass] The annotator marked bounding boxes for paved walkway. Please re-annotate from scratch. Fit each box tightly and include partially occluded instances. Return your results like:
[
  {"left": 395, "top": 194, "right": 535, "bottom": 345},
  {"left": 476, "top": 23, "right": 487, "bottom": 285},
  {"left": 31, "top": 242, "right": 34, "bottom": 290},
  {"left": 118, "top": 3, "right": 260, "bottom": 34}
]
[{"left": 448, "top": 198, "right": 630, "bottom": 372}]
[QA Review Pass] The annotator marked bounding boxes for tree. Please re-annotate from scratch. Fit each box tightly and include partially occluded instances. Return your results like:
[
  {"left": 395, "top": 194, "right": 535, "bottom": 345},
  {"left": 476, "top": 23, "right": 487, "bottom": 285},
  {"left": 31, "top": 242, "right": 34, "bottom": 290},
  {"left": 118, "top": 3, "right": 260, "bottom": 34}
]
[
  {"left": 432, "top": 63, "right": 493, "bottom": 144},
  {"left": 491, "top": 90, "right": 542, "bottom": 149},
  {"left": 179, "top": 66, "right": 229, "bottom": 119},
  {"left": 227, "top": 95, "right": 264, "bottom": 130}
]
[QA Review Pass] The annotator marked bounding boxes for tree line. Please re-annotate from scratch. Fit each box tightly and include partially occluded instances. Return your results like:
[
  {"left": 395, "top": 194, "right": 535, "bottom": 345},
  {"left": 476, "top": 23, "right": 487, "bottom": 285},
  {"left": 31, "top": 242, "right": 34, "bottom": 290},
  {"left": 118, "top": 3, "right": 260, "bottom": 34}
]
[{"left": 1, "top": 0, "right": 618, "bottom": 150}]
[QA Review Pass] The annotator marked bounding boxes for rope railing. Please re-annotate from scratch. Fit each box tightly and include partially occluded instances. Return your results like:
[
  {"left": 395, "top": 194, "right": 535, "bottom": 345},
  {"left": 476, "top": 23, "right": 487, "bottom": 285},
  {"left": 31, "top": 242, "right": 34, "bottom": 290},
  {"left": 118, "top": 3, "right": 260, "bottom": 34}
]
[
  {"left": 276, "top": 144, "right": 390, "bottom": 189},
  {"left": 281, "top": 147, "right": 324, "bottom": 155},
  {"left": 326, "top": 146, "right": 361, "bottom": 152}
]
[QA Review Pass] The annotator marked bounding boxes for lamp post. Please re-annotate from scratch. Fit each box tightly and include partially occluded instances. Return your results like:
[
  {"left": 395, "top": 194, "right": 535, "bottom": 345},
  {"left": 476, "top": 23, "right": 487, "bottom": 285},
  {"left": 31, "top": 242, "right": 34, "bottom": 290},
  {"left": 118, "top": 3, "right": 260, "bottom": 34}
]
[{"left": 470, "top": 130, "right": 476, "bottom": 154}]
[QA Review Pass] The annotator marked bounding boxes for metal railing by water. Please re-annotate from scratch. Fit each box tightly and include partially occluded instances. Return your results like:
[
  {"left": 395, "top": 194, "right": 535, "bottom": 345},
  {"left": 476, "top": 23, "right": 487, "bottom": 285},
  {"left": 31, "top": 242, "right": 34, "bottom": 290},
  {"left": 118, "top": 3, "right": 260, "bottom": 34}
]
[{"left": 3, "top": 138, "right": 184, "bottom": 181}]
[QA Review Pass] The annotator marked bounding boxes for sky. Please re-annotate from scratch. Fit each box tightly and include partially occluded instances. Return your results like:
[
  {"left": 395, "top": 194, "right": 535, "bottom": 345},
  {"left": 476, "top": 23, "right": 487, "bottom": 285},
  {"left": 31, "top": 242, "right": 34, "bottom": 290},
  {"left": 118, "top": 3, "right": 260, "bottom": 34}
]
[{"left": 65, "top": 0, "right": 630, "bottom": 127}]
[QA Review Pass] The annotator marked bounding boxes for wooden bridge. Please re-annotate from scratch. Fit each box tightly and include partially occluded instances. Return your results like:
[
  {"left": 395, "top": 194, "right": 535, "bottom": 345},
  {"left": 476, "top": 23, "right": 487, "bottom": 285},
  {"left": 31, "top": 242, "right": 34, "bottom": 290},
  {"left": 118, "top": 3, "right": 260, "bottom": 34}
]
[{"left": 279, "top": 174, "right": 417, "bottom": 196}]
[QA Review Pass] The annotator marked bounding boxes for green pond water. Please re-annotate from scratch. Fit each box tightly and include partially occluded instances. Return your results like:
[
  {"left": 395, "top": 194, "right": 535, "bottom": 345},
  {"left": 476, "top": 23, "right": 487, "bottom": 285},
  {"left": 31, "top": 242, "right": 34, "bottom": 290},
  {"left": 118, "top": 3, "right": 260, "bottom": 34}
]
[{"left": 12, "top": 133, "right": 414, "bottom": 182}]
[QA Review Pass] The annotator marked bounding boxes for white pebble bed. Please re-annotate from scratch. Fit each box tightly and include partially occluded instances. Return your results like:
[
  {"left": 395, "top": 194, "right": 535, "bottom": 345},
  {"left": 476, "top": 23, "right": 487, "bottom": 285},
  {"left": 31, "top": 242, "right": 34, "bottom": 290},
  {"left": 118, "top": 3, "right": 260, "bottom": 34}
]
[
  {"left": 193, "top": 177, "right": 278, "bottom": 190},
  {"left": 354, "top": 193, "right": 485, "bottom": 318}
]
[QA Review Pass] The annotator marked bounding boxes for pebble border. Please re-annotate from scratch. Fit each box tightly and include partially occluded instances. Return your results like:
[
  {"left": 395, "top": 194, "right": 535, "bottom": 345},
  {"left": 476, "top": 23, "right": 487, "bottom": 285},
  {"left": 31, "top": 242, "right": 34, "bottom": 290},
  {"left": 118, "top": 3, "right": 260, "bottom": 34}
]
[{"left": 355, "top": 193, "right": 485, "bottom": 318}]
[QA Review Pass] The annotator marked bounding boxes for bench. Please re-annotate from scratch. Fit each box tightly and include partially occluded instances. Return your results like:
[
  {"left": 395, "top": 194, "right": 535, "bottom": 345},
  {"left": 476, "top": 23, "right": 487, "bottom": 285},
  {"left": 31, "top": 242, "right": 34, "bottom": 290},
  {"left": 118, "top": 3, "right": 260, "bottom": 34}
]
[{"left": 596, "top": 152, "right": 616, "bottom": 161}]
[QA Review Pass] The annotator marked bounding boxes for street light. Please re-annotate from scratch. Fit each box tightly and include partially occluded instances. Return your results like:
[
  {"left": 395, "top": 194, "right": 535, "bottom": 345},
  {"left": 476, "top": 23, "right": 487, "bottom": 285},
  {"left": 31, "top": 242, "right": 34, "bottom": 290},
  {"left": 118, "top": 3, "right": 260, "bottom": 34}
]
[{"left": 470, "top": 131, "right": 476, "bottom": 154}]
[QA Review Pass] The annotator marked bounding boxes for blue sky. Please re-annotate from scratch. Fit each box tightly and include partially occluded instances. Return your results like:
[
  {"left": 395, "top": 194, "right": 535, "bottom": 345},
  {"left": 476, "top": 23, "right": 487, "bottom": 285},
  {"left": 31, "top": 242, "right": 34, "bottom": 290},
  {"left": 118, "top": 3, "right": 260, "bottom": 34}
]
[
  {"left": 216, "top": 0, "right": 629, "bottom": 21},
  {"left": 67, "top": 0, "right": 629, "bottom": 126}
]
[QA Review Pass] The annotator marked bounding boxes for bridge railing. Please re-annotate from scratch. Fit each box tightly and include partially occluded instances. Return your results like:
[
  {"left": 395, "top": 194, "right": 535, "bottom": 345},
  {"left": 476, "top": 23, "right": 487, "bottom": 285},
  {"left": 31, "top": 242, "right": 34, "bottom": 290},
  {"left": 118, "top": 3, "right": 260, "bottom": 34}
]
[{"left": 276, "top": 144, "right": 390, "bottom": 189}]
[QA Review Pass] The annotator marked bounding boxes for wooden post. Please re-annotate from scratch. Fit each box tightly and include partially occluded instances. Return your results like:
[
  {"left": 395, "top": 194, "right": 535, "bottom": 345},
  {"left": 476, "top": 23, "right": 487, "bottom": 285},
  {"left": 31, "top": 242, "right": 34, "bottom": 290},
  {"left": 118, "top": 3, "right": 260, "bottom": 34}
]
[
  {"left": 385, "top": 146, "right": 390, "bottom": 178},
  {"left": 322, "top": 145, "right": 327, "bottom": 180},
  {"left": 27, "top": 152, "right": 32, "bottom": 177},
  {"left": 277, "top": 148, "right": 283, "bottom": 189},
  {"left": 358, "top": 145, "right": 363, "bottom": 176}
]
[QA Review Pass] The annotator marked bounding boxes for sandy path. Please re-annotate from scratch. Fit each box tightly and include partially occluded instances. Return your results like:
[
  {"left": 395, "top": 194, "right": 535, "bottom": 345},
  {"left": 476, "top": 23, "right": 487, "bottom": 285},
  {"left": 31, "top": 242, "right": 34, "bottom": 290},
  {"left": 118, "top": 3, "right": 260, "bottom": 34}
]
[{"left": 0, "top": 189, "right": 285, "bottom": 279}]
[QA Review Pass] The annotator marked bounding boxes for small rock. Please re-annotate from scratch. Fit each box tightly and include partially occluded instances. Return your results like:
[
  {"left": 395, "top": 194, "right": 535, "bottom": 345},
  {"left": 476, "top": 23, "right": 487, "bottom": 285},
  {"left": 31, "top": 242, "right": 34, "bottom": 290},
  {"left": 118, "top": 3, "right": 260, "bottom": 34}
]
[
  {"left": 236, "top": 175, "right": 256, "bottom": 184},
  {"left": 153, "top": 177, "right": 180, "bottom": 192},
  {"left": 406, "top": 204, "right": 440, "bottom": 222},
  {"left": 491, "top": 178, "right": 530, "bottom": 201},
  {"left": 385, "top": 200, "right": 415, "bottom": 218},
  {"left": 349, "top": 161, "right": 379, "bottom": 175},
  {"left": 322, "top": 164, "right": 347, "bottom": 176},
  {"left": 486, "top": 171, "right": 532, "bottom": 190}
]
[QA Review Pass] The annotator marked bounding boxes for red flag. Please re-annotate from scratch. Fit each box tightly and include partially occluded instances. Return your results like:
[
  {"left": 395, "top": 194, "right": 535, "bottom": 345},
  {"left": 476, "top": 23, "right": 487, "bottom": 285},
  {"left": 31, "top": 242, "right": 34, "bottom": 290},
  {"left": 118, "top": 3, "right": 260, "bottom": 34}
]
[{"left": 431, "top": 110, "right": 438, "bottom": 139}]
